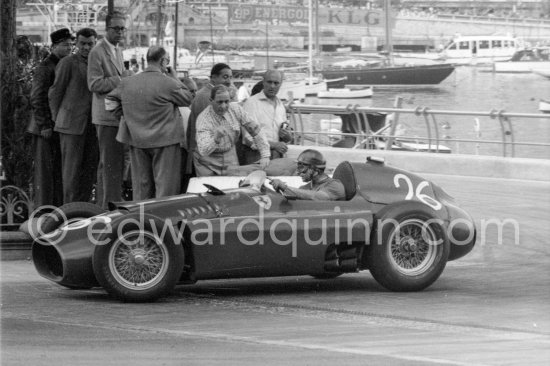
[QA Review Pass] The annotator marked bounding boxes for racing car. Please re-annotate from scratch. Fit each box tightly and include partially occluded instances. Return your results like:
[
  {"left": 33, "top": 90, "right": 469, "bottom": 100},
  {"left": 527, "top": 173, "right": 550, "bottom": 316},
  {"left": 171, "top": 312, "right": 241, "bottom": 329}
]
[{"left": 32, "top": 158, "right": 476, "bottom": 302}]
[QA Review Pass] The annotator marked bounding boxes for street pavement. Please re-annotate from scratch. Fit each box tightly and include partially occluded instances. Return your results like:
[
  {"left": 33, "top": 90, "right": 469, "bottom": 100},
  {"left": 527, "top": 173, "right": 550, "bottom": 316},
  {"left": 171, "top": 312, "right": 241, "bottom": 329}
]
[{"left": 1, "top": 174, "right": 549, "bottom": 366}]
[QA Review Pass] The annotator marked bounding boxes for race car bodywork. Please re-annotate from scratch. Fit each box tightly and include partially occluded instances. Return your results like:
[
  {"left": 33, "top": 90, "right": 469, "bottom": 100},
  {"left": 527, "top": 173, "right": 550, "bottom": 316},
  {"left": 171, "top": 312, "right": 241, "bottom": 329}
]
[{"left": 32, "top": 159, "right": 476, "bottom": 302}]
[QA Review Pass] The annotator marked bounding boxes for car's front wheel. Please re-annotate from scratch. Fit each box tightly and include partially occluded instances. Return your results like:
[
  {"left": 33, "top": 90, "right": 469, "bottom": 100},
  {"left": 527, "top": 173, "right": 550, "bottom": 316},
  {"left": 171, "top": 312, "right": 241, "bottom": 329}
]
[
  {"left": 92, "top": 214, "right": 184, "bottom": 302},
  {"left": 368, "top": 202, "right": 449, "bottom": 292}
]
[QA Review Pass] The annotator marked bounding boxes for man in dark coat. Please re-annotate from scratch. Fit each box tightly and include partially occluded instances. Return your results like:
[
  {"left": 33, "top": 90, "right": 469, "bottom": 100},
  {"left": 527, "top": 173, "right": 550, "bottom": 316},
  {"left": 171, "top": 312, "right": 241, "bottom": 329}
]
[
  {"left": 28, "top": 28, "right": 74, "bottom": 207},
  {"left": 106, "top": 46, "right": 193, "bottom": 200},
  {"left": 49, "top": 28, "right": 98, "bottom": 204}
]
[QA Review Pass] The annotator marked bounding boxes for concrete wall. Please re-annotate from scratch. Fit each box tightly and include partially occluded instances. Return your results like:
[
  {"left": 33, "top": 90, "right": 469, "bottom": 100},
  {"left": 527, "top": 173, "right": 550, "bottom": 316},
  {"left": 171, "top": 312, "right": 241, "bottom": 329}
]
[{"left": 286, "top": 145, "right": 550, "bottom": 182}]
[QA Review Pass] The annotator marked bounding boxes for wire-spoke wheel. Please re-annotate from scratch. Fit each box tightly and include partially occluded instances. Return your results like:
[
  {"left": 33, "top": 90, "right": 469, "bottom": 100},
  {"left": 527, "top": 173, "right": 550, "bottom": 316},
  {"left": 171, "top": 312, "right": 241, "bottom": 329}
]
[
  {"left": 93, "top": 214, "right": 184, "bottom": 302},
  {"left": 368, "top": 202, "right": 449, "bottom": 292},
  {"left": 388, "top": 218, "right": 438, "bottom": 276},
  {"left": 109, "top": 230, "right": 170, "bottom": 291}
]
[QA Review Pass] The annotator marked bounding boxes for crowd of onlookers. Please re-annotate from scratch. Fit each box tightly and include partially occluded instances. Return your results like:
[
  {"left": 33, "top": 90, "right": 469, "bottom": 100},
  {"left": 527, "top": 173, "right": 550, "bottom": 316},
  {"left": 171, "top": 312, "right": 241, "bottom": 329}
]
[{"left": 29, "top": 11, "right": 314, "bottom": 210}]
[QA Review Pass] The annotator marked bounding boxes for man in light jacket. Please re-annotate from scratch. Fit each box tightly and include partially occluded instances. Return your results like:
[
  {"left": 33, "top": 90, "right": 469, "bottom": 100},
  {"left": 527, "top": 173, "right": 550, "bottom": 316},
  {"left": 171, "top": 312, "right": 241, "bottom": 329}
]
[{"left": 87, "top": 11, "right": 132, "bottom": 208}]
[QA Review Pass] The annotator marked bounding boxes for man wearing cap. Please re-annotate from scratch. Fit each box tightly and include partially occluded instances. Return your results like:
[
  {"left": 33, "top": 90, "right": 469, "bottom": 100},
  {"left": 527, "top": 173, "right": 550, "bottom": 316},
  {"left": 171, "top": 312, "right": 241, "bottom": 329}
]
[
  {"left": 49, "top": 28, "right": 98, "bottom": 204},
  {"left": 28, "top": 27, "right": 74, "bottom": 207},
  {"left": 88, "top": 11, "right": 133, "bottom": 208},
  {"left": 269, "top": 149, "right": 345, "bottom": 201}
]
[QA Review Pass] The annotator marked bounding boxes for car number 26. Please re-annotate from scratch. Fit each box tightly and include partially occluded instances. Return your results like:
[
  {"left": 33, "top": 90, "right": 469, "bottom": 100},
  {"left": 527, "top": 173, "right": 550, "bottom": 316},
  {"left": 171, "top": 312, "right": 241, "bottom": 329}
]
[{"left": 393, "top": 173, "right": 442, "bottom": 211}]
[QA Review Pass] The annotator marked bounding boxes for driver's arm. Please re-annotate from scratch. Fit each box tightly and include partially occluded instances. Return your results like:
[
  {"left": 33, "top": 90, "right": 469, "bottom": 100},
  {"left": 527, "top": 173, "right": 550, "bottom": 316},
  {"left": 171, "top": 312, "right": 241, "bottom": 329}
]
[
  {"left": 283, "top": 186, "right": 332, "bottom": 201},
  {"left": 270, "top": 179, "right": 331, "bottom": 201}
]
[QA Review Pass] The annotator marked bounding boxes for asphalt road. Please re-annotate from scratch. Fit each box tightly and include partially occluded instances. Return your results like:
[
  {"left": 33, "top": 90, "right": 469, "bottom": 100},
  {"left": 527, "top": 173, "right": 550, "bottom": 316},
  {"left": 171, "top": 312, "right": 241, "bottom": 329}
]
[{"left": 2, "top": 174, "right": 549, "bottom": 366}]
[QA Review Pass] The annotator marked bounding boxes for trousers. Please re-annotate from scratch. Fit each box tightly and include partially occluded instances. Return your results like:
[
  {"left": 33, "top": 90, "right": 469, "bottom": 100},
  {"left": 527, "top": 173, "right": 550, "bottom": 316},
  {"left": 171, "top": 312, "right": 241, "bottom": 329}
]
[
  {"left": 95, "top": 125, "right": 124, "bottom": 209},
  {"left": 59, "top": 123, "right": 99, "bottom": 204},
  {"left": 130, "top": 144, "right": 181, "bottom": 200},
  {"left": 32, "top": 132, "right": 63, "bottom": 208}
]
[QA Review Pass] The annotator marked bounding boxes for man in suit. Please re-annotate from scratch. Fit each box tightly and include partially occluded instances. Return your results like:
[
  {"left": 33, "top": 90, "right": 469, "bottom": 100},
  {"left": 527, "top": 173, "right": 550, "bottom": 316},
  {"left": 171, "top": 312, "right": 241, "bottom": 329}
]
[
  {"left": 106, "top": 46, "right": 193, "bottom": 200},
  {"left": 87, "top": 11, "right": 132, "bottom": 208},
  {"left": 49, "top": 28, "right": 98, "bottom": 204},
  {"left": 28, "top": 28, "right": 74, "bottom": 207}
]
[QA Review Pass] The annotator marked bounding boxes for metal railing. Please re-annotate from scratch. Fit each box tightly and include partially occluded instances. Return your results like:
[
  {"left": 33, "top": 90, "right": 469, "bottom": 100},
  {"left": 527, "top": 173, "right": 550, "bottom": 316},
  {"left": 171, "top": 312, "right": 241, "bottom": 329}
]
[
  {"left": 435, "top": 13, "right": 550, "bottom": 28},
  {"left": 286, "top": 97, "right": 550, "bottom": 158}
]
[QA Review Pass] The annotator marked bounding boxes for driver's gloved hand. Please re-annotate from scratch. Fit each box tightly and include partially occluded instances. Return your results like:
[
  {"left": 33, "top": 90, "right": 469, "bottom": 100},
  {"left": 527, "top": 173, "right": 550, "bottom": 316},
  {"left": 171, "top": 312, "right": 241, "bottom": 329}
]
[{"left": 270, "top": 179, "right": 287, "bottom": 192}]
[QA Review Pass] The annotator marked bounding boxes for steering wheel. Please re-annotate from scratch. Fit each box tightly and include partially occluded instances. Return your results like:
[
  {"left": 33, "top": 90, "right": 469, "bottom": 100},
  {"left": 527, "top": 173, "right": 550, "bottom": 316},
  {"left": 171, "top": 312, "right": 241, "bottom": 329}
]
[
  {"left": 203, "top": 183, "right": 225, "bottom": 196},
  {"left": 268, "top": 179, "right": 297, "bottom": 200}
]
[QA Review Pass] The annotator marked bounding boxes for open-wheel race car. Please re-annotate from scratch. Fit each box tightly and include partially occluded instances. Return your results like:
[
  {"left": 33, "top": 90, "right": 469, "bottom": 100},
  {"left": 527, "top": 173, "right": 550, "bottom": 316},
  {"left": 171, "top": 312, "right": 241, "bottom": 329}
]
[{"left": 32, "top": 158, "right": 476, "bottom": 302}]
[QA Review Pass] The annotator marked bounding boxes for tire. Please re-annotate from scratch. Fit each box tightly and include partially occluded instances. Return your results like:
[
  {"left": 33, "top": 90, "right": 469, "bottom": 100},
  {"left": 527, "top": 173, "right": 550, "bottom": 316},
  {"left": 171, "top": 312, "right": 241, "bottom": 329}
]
[
  {"left": 92, "top": 214, "right": 184, "bottom": 302},
  {"left": 40, "top": 202, "right": 106, "bottom": 234},
  {"left": 368, "top": 202, "right": 449, "bottom": 292}
]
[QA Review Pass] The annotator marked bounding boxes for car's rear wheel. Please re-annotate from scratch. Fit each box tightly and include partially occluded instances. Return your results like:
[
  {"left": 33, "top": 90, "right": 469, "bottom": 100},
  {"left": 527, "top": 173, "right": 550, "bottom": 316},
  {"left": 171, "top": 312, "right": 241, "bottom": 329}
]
[
  {"left": 369, "top": 202, "right": 449, "bottom": 292},
  {"left": 92, "top": 214, "right": 184, "bottom": 302}
]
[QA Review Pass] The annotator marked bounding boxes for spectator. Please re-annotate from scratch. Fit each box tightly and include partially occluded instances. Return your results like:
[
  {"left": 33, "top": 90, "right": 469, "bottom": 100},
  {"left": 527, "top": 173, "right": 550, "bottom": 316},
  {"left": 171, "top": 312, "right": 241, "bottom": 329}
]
[
  {"left": 28, "top": 28, "right": 74, "bottom": 207},
  {"left": 88, "top": 11, "right": 133, "bottom": 208},
  {"left": 185, "top": 63, "right": 233, "bottom": 179},
  {"left": 242, "top": 69, "right": 292, "bottom": 164},
  {"left": 106, "top": 46, "right": 193, "bottom": 200},
  {"left": 194, "top": 85, "right": 270, "bottom": 176},
  {"left": 49, "top": 27, "right": 98, "bottom": 204},
  {"left": 130, "top": 58, "right": 140, "bottom": 73}
]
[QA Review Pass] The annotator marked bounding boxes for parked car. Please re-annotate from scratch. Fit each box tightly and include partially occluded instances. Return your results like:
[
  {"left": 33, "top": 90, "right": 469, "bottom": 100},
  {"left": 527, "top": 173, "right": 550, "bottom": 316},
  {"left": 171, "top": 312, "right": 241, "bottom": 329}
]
[{"left": 32, "top": 158, "right": 476, "bottom": 302}]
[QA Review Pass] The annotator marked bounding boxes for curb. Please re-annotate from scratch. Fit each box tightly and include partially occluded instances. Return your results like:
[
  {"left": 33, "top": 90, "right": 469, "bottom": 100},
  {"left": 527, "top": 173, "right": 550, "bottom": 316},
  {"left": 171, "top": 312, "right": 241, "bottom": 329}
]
[{"left": 0, "top": 231, "right": 32, "bottom": 261}]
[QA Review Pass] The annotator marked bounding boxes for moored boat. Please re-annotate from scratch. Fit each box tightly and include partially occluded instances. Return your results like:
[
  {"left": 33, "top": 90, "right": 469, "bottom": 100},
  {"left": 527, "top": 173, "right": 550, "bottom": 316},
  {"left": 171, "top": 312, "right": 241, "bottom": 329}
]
[
  {"left": 492, "top": 48, "right": 550, "bottom": 73},
  {"left": 539, "top": 99, "right": 550, "bottom": 113},
  {"left": 323, "top": 62, "right": 455, "bottom": 87},
  {"left": 235, "top": 78, "right": 309, "bottom": 101},
  {"left": 438, "top": 35, "right": 521, "bottom": 65},
  {"left": 318, "top": 86, "right": 373, "bottom": 99}
]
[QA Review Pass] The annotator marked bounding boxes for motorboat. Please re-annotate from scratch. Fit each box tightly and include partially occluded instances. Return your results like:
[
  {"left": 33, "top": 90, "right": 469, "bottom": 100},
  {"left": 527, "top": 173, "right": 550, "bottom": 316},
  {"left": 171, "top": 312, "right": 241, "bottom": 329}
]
[
  {"left": 539, "top": 99, "right": 550, "bottom": 113},
  {"left": 438, "top": 35, "right": 521, "bottom": 65},
  {"left": 235, "top": 78, "right": 308, "bottom": 101},
  {"left": 322, "top": 114, "right": 451, "bottom": 153},
  {"left": 492, "top": 48, "right": 550, "bottom": 73},
  {"left": 318, "top": 86, "right": 373, "bottom": 99}
]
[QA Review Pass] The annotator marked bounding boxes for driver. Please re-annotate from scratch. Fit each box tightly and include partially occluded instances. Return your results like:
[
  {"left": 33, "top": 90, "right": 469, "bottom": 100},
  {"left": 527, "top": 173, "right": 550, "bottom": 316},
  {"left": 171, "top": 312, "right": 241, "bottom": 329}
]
[{"left": 270, "top": 149, "right": 345, "bottom": 201}]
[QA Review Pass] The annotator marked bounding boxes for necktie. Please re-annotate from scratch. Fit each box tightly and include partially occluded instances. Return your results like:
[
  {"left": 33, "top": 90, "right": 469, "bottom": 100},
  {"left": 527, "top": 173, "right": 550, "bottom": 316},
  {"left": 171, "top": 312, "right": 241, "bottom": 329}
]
[{"left": 114, "top": 46, "right": 123, "bottom": 71}]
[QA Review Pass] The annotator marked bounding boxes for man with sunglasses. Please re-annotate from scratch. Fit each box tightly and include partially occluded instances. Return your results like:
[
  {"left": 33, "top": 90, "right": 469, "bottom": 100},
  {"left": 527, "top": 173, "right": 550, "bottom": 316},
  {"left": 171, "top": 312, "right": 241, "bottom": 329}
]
[
  {"left": 270, "top": 149, "right": 345, "bottom": 201},
  {"left": 88, "top": 11, "right": 132, "bottom": 208},
  {"left": 28, "top": 27, "right": 74, "bottom": 207}
]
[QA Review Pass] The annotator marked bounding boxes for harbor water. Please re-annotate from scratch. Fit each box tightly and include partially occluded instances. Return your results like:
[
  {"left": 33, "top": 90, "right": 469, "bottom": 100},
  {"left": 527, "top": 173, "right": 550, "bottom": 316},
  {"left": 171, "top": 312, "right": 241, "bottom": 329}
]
[{"left": 290, "top": 65, "right": 550, "bottom": 159}]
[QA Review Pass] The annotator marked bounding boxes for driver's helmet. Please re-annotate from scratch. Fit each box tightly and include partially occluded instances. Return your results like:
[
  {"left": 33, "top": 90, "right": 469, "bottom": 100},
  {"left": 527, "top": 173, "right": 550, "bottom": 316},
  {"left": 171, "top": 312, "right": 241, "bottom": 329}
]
[{"left": 297, "top": 149, "right": 326, "bottom": 170}]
